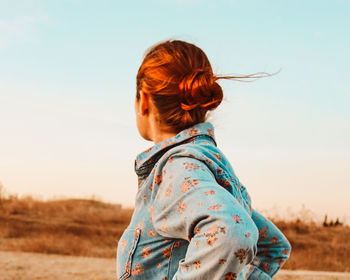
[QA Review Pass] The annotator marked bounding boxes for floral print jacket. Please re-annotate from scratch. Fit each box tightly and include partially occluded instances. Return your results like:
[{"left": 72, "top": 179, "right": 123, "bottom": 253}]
[{"left": 116, "top": 122, "right": 291, "bottom": 280}]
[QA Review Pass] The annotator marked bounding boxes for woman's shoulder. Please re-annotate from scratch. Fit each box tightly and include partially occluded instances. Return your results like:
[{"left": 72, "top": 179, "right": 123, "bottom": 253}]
[{"left": 153, "top": 141, "right": 253, "bottom": 214}]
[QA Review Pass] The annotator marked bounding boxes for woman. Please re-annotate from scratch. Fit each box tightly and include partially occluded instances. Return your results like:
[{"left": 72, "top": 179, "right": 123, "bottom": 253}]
[{"left": 117, "top": 40, "right": 291, "bottom": 280}]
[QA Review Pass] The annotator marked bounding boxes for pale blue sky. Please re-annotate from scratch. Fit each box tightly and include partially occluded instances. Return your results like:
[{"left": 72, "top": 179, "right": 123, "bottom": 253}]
[{"left": 0, "top": 0, "right": 349, "bottom": 223}]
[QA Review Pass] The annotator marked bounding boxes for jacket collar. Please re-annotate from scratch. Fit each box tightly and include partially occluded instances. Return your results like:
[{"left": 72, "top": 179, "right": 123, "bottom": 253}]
[{"left": 134, "top": 122, "right": 216, "bottom": 178}]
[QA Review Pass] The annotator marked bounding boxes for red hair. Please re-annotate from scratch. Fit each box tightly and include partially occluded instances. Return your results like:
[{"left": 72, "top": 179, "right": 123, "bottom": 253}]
[{"left": 136, "top": 40, "right": 276, "bottom": 132}]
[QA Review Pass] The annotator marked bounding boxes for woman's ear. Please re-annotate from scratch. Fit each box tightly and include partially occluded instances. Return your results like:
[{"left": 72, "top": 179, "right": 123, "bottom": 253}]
[{"left": 139, "top": 91, "right": 149, "bottom": 115}]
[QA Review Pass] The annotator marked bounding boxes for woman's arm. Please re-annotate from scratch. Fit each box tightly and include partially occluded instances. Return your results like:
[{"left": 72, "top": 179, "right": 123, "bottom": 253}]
[
  {"left": 237, "top": 184, "right": 291, "bottom": 279},
  {"left": 246, "top": 210, "right": 291, "bottom": 279},
  {"left": 152, "top": 156, "right": 259, "bottom": 280}
]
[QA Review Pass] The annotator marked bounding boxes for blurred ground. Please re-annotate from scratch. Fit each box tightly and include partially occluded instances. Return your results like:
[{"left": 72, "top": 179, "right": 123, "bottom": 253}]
[
  {"left": 0, "top": 251, "right": 115, "bottom": 280},
  {"left": 1, "top": 251, "right": 350, "bottom": 280}
]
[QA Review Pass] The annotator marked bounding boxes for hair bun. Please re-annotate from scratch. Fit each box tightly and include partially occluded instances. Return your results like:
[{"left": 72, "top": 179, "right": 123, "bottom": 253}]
[{"left": 178, "top": 68, "right": 223, "bottom": 111}]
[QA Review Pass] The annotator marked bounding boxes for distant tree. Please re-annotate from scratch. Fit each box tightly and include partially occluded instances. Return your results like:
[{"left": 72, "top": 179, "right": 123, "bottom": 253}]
[
  {"left": 323, "top": 214, "right": 328, "bottom": 227},
  {"left": 0, "top": 181, "right": 4, "bottom": 207},
  {"left": 335, "top": 218, "right": 343, "bottom": 227}
]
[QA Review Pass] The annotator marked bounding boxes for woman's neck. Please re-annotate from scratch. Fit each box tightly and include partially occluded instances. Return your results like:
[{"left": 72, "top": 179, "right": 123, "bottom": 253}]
[{"left": 149, "top": 117, "right": 178, "bottom": 144}]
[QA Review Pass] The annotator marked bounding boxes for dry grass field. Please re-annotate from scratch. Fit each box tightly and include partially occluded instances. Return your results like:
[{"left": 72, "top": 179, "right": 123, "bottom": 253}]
[
  {"left": 273, "top": 219, "right": 350, "bottom": 272},
  {"left": 0, "top": 196, "right": 132, "bottom": 258},
  {"left": 0, "top": 194, "right": 349, "bottom": 277}
]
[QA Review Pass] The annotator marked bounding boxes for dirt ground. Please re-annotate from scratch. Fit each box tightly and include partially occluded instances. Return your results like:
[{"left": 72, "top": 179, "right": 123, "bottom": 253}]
[{"left": 1, "top": 251, "right": 349, "bottom": 280}]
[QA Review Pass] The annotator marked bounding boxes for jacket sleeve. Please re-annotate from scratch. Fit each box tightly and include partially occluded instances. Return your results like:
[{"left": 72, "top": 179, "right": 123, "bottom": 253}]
[
  {"left": 151, "top": 156, "right": 259, "bottom": 280},
  {"left": 246, "top": 210, "right": 292, "bottom": 280}
]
